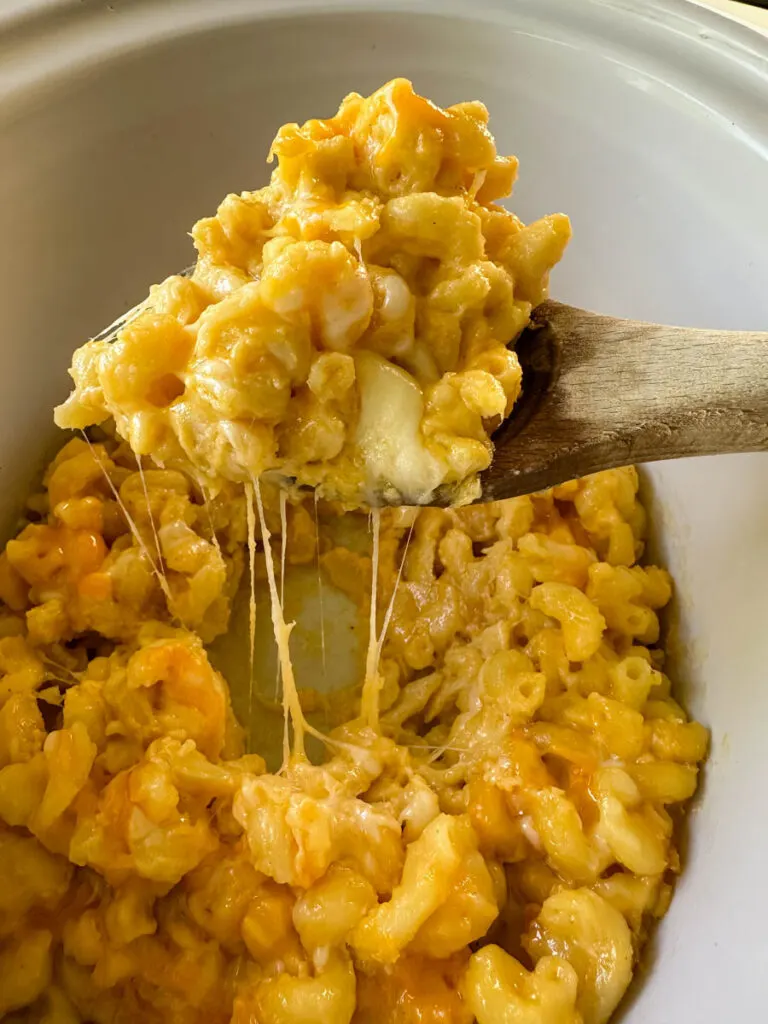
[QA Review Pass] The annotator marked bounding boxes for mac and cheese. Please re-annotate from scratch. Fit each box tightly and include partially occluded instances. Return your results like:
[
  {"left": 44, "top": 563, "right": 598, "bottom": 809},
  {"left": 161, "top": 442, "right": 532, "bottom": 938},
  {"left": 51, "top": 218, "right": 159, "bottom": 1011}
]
[
  {"left": 0, "top": 444, "right": 708, "bottom": 1023},
  {"left": 0, "top": 81, "right": 707, "bottom": 1024}
]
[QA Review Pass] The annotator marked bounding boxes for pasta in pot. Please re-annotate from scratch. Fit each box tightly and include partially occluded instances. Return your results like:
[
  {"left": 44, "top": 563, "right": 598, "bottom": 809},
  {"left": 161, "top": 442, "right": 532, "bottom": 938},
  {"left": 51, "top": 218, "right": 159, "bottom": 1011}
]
[
  {"left": 0, "top": 81, "right": 707, "bottom": 1024},
  {"left": 0, "top": 444, "right": 708, "bottom": 1024}
]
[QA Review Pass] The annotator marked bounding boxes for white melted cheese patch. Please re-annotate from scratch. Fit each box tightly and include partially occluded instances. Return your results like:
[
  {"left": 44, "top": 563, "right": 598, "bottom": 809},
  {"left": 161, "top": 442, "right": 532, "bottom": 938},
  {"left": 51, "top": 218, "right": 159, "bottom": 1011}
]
[{"left": 355, "top": 351, "right": 447, "bottom": 506}]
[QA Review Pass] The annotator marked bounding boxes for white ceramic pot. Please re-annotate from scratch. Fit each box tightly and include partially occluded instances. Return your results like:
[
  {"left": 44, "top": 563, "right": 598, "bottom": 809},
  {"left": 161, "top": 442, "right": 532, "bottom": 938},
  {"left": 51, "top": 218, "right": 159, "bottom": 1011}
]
[{"left": 1, "top": 0, "right": 767, "bottom": 1019}]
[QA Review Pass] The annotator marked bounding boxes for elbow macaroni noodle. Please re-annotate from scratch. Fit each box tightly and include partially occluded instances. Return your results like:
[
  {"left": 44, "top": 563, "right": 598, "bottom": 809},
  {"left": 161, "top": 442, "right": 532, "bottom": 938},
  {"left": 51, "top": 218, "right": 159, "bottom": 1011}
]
[{"left": 0, "top": 81, "right": 707, "bottom": 1024}]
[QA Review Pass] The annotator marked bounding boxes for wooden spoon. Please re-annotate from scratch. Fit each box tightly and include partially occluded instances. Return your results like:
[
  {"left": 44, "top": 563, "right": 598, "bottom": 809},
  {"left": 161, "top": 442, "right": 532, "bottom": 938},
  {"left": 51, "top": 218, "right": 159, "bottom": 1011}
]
[
  {"left": 91, "top": 288, "right": 768, "bottom": 506},
  {"left": 478, "top": 301, "right": 768, "bottom": 503}
]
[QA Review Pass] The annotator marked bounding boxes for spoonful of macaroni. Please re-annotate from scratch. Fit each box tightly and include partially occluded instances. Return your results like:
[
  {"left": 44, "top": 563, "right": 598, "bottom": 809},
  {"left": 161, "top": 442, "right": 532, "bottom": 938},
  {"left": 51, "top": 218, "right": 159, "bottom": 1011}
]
[
  {"left": 54, "top": 79, "right": 570, "bottom": 508},
  {"left": 54, "top": 79, "right": 768, "bottom": 509}
]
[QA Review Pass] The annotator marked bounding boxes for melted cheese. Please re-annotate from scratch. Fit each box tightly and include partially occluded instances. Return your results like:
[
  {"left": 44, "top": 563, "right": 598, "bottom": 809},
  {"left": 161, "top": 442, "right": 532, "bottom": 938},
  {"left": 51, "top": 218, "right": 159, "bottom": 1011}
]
[
  {"left": 314, "top": 490, "right": 327, "bottom": 681},
  {"left": 355, "top": 352, "right": 447, "bottom": 506},
  {"left": 252, "top": 475, "right": 307, "bottom": 763},
  {"left": 277, "top": 489, "right": 288, "bottom": 698},
  {"left": 136, "top": 453, "right": 164, "bottom": 572},
  {"left": 245, "top": 480, "right": 258, "bottom": 745},
  {"left": 360, "top": 507, "right": 382, "bottom": 729},
  {"left": 80, "top": 431, "right": 174, "bottom": 606},
  {"left": 377, "top": 517, "right": 416, "bottom": 667},
  {"left": 197, "top": 471, "right": 222, "bottom": 558}
]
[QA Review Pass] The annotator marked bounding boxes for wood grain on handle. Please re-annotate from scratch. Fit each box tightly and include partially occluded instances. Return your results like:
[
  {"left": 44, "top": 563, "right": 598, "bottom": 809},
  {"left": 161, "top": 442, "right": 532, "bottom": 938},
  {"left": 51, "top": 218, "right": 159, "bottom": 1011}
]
[{"left": 480, "top": 301, "right": 768, "bottom": 502}]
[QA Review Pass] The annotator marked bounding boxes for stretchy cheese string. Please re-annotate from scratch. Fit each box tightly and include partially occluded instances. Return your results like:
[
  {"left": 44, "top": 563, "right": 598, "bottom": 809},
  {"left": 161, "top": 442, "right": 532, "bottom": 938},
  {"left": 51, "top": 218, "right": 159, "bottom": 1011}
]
[
  {"left": 252, "top": 475, "right": 307, "bottom": 763},
  {"left": 360, "top": 507, "right": 381, "bottom": 730},
  {"left": 314, "top": 490, "right": 327, "bottom": 683},
  {"left": 136, "top": 454, "right": 166, "bottom": 592},
  {"left": 360, "top": 516, "right": 415, "bottom": 733},
  {"left": 275, "top": 490, "right": 288, "bottom": 699},
  {"left": 244, "top": 480, "right": 258, "bottom": 748},
  {"left": 80, "top": 431, "right": 174, "bottom": 607},
  {"left": 242, "top": 483, "right": 363, "bottom": 761},
  {"left": 279, "top": 490, "right": 288, "bottom": 610},
  {"left": 92, "top": 295, "right": 150, "bottom": 345},
  {"left": 195, "top": 472, "right": 222, "bottom": 558},
  {"left": 41, "top": 655, "right": 80, "bottom": 685},
  {"left": 377, "top": 517, "right": 416, "bottom": 663}
]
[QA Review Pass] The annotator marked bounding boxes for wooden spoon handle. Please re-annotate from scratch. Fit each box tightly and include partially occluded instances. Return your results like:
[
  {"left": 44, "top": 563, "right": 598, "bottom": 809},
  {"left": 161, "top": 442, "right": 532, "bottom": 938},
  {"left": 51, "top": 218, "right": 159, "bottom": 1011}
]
[{"left": 481, "top": 301, "right": 768, "bottom": 501}]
